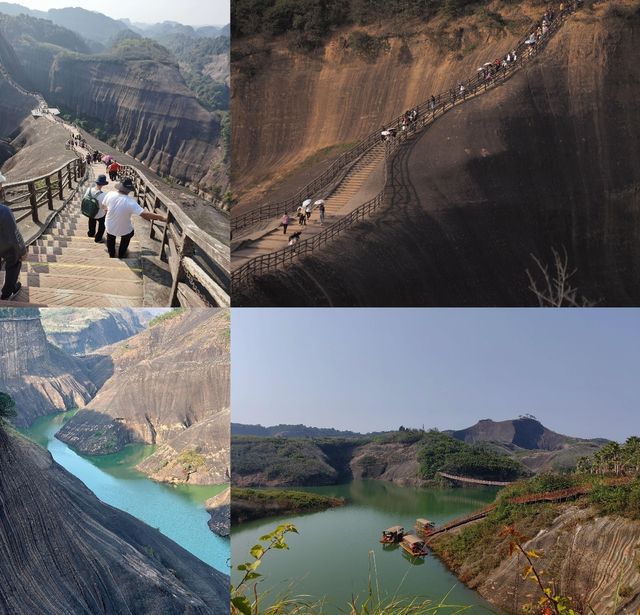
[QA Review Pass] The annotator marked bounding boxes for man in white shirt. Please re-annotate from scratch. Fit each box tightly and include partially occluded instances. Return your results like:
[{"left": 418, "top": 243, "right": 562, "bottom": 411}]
[
  {"left": 87, "top": 174, "right": 108, "bottom": 243},
  {"left": 102, "top": 177, "right": 167, "bottom": 259}
]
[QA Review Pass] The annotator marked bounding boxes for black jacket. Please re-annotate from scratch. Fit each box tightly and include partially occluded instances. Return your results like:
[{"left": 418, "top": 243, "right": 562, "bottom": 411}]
[{"left": 0, "top": 202, "right": 26, "bottom": 260}]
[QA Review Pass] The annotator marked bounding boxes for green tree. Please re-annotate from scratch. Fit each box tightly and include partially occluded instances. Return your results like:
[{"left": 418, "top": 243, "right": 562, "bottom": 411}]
[{"left": 0, "top": 392, "right": 17, "bottom": 422}]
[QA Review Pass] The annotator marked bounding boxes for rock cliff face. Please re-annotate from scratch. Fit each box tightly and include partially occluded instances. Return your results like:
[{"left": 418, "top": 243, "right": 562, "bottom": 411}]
[
  {"left": 0, "top": 30, "right": 37, "bottom": 139},
  {"left": 47, "top": 52, "right": 224, "bottom": 191},
  {"left": 232, "top": 2, "right": 544, "bottom": 208},
  {"left": 0, "top": 429, "right": 229, "bottom": 614},
  {"left": 206, "top": 487, "right": 230, "bottom": 537},
  {"left": 137, "top": 410, "right": 231, "bottom": 484},
  {"left": 0, "top": 313, "right": 96, "bottom": 428},
  {"left": 235, "top": 1, "right": 640, "bottom": 307},
  {"left": 57, "top": 309, "right": 230, "bottom": 484},
  {"left": 41, "top": 308, "right": 151, "bottom": 355},
  {"left": 433, "top": 505, "right": 640, "bottom": 614},
  {"left": 0, "top": 14, "right": 225, "bottom": 192}
]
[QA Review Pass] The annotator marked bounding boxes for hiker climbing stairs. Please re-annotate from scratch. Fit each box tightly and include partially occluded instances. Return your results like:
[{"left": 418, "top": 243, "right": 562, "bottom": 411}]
[
  {"left": 3, "top": 159, "right": 145, "bottom": 307},
  {"left": 232, "top": 142, "right": 386, "bottom": 270}
]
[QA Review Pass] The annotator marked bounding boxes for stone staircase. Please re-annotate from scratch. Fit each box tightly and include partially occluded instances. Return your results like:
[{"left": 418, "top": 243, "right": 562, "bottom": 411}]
[
  {"left": 232, "top": 142, "right": 386, "bottom": 269},
  {"left": 1, "top": 162, "right": 144, "bottom": 307}
]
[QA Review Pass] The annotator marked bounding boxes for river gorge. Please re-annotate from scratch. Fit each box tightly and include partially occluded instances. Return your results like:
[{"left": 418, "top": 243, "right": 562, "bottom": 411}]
[{"left": 21, "top": 410, "right": 229, "bottom": 574}]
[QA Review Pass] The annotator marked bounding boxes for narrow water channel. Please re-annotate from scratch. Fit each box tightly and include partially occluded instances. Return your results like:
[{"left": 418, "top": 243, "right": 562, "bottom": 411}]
[
  {"left": 21, "top": 411, "right": 229, "bottom": 574},
  {"left": 232, "top": 481, "right": 501, "bottom": 613}
]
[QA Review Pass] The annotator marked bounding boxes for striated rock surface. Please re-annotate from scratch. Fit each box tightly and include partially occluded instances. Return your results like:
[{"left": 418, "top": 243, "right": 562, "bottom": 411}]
[
  {"left": 137, "top": 410, "right": 231, "bottom": 485},
  {"left": 433, "top": 505, "right": 640, "bottom": 614},
  {"left": 0, "top": 14, "right": 225, "bottom": 193},
  {"left": 235, "top": 1, "right": 640, "bottom": 307},
  {"left": 41, "top": 308, "right": 151, "bottom": 355},
  {"left": 0, "top": 312, "right": 96, "bottom": 428},
  {"left": 57, "top": 309, "right": 230, "bottom": 484},
  {"left": 0, "top": 429, "right": 229, "bottom": 614},
  {"left": 206, "top": 487, "right": 230, "bottom": 537}
]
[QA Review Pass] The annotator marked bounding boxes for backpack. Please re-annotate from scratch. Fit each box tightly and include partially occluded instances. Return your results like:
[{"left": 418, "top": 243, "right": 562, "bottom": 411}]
[{"left": 81, "top": 188, "right": 100, "bottom": 218}]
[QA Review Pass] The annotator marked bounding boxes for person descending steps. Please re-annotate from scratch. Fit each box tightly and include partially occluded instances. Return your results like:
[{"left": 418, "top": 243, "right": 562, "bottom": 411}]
[
  {"left": 102, "top": 177, "right": 168, "bottom": 259},
  {"left": 82, "top": 174, "right": 109, "bottom": 243},
  {"left": 0, "top": 173, "right": 27, "bottom": 301}
]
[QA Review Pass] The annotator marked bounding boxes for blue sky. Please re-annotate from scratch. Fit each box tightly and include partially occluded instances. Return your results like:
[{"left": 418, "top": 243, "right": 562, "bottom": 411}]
[
  {"left": 15, "top": 1, "right": 229, "bottom": 26},
  {"left": 232, "top": 309, "right": 640, "bottom": 442}
]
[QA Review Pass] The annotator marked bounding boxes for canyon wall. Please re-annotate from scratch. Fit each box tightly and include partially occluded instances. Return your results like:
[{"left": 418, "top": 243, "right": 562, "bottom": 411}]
[
  {"left": 434, "top": 505, "right": 640, "bottom": 614},
  {"left": 41, "top": 308, "right": 151, "bottom": 355},
  {"left": 0, "top": 429, "right": 229, "bottom": 614},
  {"left": 57, "top": 309, "right": 230, "bottom": 484},
  {"left": 0, "top": 314, "right": 95, "bottom": 427},
  {"left": 234, "top": 1, "right": 640, "bottom": 308},
  {"left": 232, "top": 2, "right": 545, "bottom": 208}
]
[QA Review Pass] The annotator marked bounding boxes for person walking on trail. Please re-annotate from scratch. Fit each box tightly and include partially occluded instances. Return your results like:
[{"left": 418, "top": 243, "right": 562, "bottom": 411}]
[
  {"left": 85, "top": 174, "right": 109, "bottom": 243},
  {"left": 315, "top": 199, "right": 325, "bottom": 225},
  {"left": 102, "top": 177, "right": 167, "bottom": 259},
  {"left": 296, "top": 204, "right": 306, "bottom": 226},
  {"left": 304, "top": 199, "right": 312, "bottom": 221},
  {"left": 108, "top": 161, "right": 121, "bottom": 181},
  {"left": 85, "top": 153, "right": 92, "bottom": 166},
  {"left": 0, "top": 173, "right": 27, "bottom": 301},
  {"left": 281, "top": 213, "right": 290, "bottom": 234}
]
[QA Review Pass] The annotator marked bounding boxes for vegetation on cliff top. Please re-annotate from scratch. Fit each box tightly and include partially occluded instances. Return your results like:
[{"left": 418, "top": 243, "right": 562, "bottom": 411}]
[
  {"left": 232, "top": 0, "right": 503, "bottom": 40},
  {"left": 231, "top": 487, "right": 344, "bottom": 524}
]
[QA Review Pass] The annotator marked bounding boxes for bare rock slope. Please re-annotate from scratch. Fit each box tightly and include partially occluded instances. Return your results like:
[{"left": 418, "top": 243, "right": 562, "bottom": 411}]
[
  {"left": 0, "top": 429, "right": 229, "bottom": 615},
  {"left": 57, "top": 309, "right": 230, "bottom": 484},
  {"left": 0, "top": 313, "right": 95, "bottom": 428}
]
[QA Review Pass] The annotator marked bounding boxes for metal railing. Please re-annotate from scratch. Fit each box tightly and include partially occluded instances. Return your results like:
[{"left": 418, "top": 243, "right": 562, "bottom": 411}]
[
  {"left": 3, "top": 157, "right": 86, "bottom": 224},
  {"left": 121, "top": 166, "right": 230, "bottom": 307},
  {"left": 231, "top": 4, "right": 573, "bottom": 291},
  {"left": 231, "top": 5, "right": 572, "bottom": 236}
]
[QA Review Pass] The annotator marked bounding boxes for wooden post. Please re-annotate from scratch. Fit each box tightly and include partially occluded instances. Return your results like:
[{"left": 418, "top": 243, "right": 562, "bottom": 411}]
[
  {"left": 58, "top": 169, "right": 64, "bottom": 199},
  {"left": 150, "top": 195, "right": 161, "bottom": 240},
  {"left": 168, "top": 235, "right": 193, "bottom": 307},
  {"left": 67, "top": 163, "right": 73, "bottom": 188},
  {"left": 159, "top": 210, "right": 172, "bottom": 262},
  {"left": 45, "top": 175, "right": 53, "bottom": 210},
  {"left": 28, "top": 181, "right": 39, "bottom": 223}
]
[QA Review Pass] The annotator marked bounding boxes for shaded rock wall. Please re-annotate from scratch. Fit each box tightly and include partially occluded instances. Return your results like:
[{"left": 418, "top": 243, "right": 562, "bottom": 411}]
[
  {"left": 235, "top": 2, "right": 640, "bottom": 307},
  {"left": 0, "top": 430, "right": 229, "bottom": 614}
]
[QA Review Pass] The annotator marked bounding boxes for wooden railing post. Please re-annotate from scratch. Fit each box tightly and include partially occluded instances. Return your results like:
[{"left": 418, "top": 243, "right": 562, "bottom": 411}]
[
  {"left": 28, "top": 181, "right": 39, "bottom": 223},
  {"left": 159, "top": 211, "right": 173, "bottom": 262},
  {"left": 67, "top": 163, "right": 73, "bottom": 188},
  {"left": 58, "top": 169, "right": 64, "bottom": 199},
  {"left": 45, "top": 175, "right": 53, "bottom": 210}
]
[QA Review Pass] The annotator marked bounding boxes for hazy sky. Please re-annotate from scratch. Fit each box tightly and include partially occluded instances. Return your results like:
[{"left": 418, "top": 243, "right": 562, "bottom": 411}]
[
  {"left": 14, "top": 0, "right": 229, "bottom": 26},
  {"left": 233, "top": 309, "right": 640, "bottom": 442}
]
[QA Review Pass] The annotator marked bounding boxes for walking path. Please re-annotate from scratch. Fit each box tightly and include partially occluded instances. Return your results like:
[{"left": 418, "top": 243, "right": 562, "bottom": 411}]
[
  {"left": 231, "top": 2, "right": 580, "bottom": 290},
  {"left": 232, "top": 142, "right": 386, "bottom": 270},
  {"left": 3, "top": 153, "right": 146, "bottom": 307}
]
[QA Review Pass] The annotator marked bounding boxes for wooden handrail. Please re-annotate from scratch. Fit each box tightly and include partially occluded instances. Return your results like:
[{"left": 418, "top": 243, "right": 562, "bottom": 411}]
[
  {"left": 120, "top": 165, "right": 230, "bottom": 307},
  {"left": 231, "top": 3, "right": 575, "bottom": 289},
  {"left": 4, "top": 157, "right": 86, "bottom": 225}
]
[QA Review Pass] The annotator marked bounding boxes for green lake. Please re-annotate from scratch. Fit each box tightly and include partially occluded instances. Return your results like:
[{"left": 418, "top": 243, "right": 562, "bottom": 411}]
[
  {"left": 232, "top": 481, "right": 500, "bottom": 613},
  {"left": 21, "top": 411, "right": 229, "bottom": 574}
]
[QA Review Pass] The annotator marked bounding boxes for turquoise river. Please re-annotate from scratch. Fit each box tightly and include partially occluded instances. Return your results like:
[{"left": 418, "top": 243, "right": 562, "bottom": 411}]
[{"left": 21, "top": 411, "right": 229, "bottom": 574}]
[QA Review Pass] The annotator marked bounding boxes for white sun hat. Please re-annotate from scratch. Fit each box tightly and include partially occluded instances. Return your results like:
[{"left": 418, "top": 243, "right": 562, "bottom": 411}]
[{"left": 0, "top": 172, "right": 6, "bottom": 183}]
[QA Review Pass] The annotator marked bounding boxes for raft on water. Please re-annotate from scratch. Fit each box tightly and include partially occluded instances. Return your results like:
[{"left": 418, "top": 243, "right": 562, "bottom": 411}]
[
  {"left": 400, "top": 534, "right": 428, "bottom": 557},
  {"left": 415, "top": 518, "right": 435, "bottom": 532},
  {"left": 380, "top": 525, "right": 405, "bottom": 544}
]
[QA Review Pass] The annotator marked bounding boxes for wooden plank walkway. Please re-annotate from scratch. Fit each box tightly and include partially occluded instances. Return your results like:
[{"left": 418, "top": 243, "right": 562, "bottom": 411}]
[
  {"left": 1, "top": 155, "right": 145, "bottom": 307},
  {"left": 231, "top": 143, "right": 386, "bottom": 271}
]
